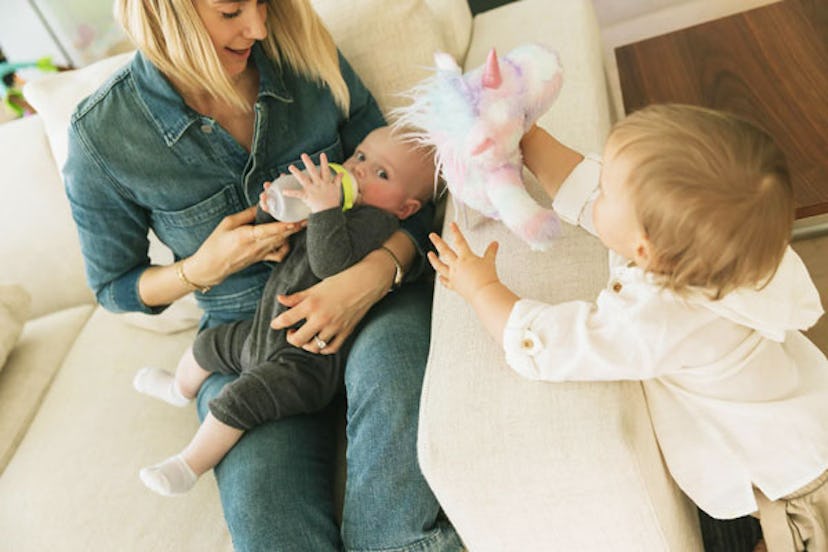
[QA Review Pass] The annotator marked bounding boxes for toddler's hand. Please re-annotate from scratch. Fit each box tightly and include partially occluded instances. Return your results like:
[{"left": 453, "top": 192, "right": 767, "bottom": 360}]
[
  {"left": 282, "top": 153, "right": 342, "bottom": 213},
  {"left": 428, "top": 222, "right": 500, "bottom": 302}
]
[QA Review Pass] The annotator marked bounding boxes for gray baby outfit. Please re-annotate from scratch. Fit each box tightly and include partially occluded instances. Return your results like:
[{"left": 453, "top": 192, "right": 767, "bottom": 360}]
[{"left": 193, "top": 205, "right": 398, "bottom": 430}]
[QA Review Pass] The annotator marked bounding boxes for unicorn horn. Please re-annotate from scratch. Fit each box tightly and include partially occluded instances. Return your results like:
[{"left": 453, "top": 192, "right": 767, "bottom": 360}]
[{"left": 481, "top": 48, "right": 502, "bottom": 89}]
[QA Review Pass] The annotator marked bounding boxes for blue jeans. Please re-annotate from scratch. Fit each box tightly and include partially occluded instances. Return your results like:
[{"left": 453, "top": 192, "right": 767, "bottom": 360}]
[{"left": 197, "top": 282, "right": 463, "bottom": 552}]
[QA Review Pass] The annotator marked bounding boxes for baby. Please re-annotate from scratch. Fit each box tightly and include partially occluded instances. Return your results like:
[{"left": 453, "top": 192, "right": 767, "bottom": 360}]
[
  {"left": 429, "top": 104, "right": 828, "bottom": 551},
  {"left": 134, "top": 126, "right": 435, "bottom": 496}
]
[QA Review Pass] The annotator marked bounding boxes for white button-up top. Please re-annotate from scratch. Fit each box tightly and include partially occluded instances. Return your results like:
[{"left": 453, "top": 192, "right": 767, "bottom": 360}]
[{"left": 503, "top": 156, "right": 828, "bottom": 519}]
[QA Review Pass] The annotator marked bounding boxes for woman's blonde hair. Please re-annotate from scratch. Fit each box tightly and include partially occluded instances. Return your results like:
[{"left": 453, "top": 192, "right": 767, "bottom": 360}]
[
  {"left": 115, "top": 0, "right": 349, "bottom": 113},
  {"left": 607, "top": 104, "right": 793, "bottom": 299}
]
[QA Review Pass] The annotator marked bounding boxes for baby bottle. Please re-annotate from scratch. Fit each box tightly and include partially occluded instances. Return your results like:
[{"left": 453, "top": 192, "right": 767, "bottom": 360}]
[{"left": 264, "top": 163, "right": 359, "bottom": 222}]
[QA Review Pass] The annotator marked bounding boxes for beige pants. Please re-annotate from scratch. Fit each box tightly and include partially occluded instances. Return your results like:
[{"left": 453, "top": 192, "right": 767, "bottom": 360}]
[{"left": 754, "top": 470, "right": 828, "bottom": 552}]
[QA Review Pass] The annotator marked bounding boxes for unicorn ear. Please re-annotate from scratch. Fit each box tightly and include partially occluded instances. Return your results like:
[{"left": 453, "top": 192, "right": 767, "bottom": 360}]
[
  {"left": 481, "top": 48, "right": 502, "bottom": 89},
  {"left": 434, "top": 51, "right": 461, "bottom": 73}
]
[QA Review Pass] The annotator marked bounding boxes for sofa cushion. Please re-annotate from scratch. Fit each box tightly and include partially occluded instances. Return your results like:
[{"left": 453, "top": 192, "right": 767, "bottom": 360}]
[
  {"left": 0, "top": 284, "right": 30, "bottom": 370},
  {"left": 0, "top": 304, "right": 94, "bottom": 473},
  {"left": 423, "top": 0, "right": 472, "bottom": 64},
  {"left": 0, "top": 306, "right": 230, "bottom": 550},
  {"left": 311, "top": 0, "right": 464, "bottom": 116}
]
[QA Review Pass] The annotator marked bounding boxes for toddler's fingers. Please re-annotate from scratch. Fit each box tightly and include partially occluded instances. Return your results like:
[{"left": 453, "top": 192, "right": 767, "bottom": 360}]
[
  {"left": 449, "top": 222, "right": 473, "bottom": 254},
  {"left": 429, "top": 232, "right": 457, "bottom": 262},
  {"left": 427, "top": 251, "right": 449, "bottom": 277}
]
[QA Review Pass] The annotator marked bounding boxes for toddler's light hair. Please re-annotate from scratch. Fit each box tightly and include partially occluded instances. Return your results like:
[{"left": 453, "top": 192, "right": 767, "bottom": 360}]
[
  {"left": 115, "top": 0, "right": 349, "bottom": 114},
  {"left": 607, "top": 104, "right": 793, "bottom": 299}
]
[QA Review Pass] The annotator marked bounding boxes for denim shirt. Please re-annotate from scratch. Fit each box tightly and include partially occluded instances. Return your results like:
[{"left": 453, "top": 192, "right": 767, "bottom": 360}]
[{"left": 64, "top": 45, "right": 429, "bottom": 326}]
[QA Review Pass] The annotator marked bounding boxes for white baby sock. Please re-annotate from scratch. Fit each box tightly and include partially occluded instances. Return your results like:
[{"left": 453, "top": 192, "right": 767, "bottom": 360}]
[
  {"left": 139, "top": 455, "right": 198, "bottom": 496},
  {"left": 133, "top": 366, "right": 191, "bottom": 407}
]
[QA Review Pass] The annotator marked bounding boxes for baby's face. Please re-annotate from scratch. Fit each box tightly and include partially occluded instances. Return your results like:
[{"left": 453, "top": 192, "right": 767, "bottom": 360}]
[
  {"left": 343, "top": 127, "right": 428, "bottom": 219},
  {"left": 593, "top": 145, "right": 649, "bottom": 264}
]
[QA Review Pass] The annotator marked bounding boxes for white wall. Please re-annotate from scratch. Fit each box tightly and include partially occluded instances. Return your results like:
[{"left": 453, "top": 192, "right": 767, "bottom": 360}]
[
  {"left": 591, "top": 0, "right": 693, "bottom": 27},
  {"left": 0, "top": 0, "right": 70, "bottom": 66}
]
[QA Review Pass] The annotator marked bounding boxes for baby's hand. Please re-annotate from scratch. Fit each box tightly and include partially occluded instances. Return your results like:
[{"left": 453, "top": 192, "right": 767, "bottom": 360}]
[
  {"left": 281, "top": 153, "right": 342, "bottom": 213},
  {"left": 428, "top": 222, "right": 500, "bottom": 302}
]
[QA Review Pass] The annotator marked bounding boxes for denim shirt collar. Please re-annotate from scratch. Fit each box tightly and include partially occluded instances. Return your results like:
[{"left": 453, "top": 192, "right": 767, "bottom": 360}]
[{"left": 131, "top": 42, "right": 293, "bottom": 147}]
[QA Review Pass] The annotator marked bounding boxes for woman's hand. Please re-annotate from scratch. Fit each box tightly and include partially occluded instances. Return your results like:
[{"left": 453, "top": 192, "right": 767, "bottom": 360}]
[
  {"left": 187, "top": 205, "right": 305, "bottom": 287},
  {"left": 270, "top": 254, "right": 391, "bottom": 354}
]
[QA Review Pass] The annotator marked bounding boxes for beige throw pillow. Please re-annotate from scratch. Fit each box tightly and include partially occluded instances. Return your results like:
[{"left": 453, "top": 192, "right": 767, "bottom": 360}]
[
  {"left": 23, "top": 52, "right": 135, "bottom": 173},
  {"left": 24, "top": 55, "right": 203, "bottom": 334},
  {"left": 0, "top": 284, "right": 31, "bottom": 370},
  {"left": 312, "top": 0, "right": 453, "bottom": 116}
]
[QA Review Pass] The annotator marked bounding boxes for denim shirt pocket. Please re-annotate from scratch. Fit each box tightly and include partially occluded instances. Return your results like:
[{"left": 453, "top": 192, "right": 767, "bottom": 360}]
[{"left": 150, "top": 186, "right": 241, "bottom": 258}]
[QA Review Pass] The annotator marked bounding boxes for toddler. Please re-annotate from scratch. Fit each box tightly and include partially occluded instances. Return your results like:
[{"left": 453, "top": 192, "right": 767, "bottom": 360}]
[
  {"left": 134, "top": 126, "right": 435, "bottom": 496},
  {"left": 429, "top": 104, "right": 828, "bottom": 551}
]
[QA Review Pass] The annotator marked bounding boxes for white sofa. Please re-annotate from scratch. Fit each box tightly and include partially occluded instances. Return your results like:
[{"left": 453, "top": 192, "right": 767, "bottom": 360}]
[{"left": 0, "top": 0, "right": 702, "bottom": 550}]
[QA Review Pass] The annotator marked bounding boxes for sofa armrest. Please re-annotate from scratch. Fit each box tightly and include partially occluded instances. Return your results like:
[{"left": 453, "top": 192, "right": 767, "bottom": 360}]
[{"left": 418, "top": 1, "right": 702, "bottom": 549}]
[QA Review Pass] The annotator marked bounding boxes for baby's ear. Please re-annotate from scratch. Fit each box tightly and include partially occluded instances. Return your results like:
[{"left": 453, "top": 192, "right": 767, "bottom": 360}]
[{"left": 396, "top": 198, "right": 423, "bottom": 220}]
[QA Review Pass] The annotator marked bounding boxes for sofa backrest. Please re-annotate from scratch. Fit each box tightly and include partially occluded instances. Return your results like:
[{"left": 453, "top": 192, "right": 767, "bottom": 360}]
[{"left": 313, "top": 0, "right": 472, "bottom": 115}]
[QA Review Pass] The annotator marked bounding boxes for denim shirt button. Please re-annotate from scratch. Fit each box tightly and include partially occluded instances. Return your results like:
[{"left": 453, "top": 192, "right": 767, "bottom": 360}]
[{"left": 201, "top": 124, "right": 213, "bottom": 134}]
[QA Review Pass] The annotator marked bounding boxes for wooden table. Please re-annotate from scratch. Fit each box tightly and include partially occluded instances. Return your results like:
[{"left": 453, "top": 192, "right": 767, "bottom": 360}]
[{"left": 614, "top": 0, "right": 828, "bottom": 235}]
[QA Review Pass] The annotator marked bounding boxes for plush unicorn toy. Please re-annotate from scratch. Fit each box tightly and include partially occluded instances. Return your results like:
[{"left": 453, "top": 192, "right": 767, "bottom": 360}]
[{"left": 395, "top": 43, "right": 564, "bottom": 250}]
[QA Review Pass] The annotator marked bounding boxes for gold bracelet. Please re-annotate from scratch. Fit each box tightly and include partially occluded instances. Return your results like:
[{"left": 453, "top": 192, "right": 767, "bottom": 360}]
[
  {"left": 378, "top": 246, "right": 404, "bottom": 291},
  {"left": 176, "top": 260, "right": 212, "bottom": 294}
]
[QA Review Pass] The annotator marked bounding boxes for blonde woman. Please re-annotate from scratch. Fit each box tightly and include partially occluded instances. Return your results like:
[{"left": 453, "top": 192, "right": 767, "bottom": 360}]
[{"left": 63, "top": 1, "right": 461, "bottom": 550}]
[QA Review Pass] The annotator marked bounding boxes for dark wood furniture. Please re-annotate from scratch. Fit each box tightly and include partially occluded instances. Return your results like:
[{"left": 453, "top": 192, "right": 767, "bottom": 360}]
[{"left": 615, "top": 0, "right": 828, "bottom": 221}]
